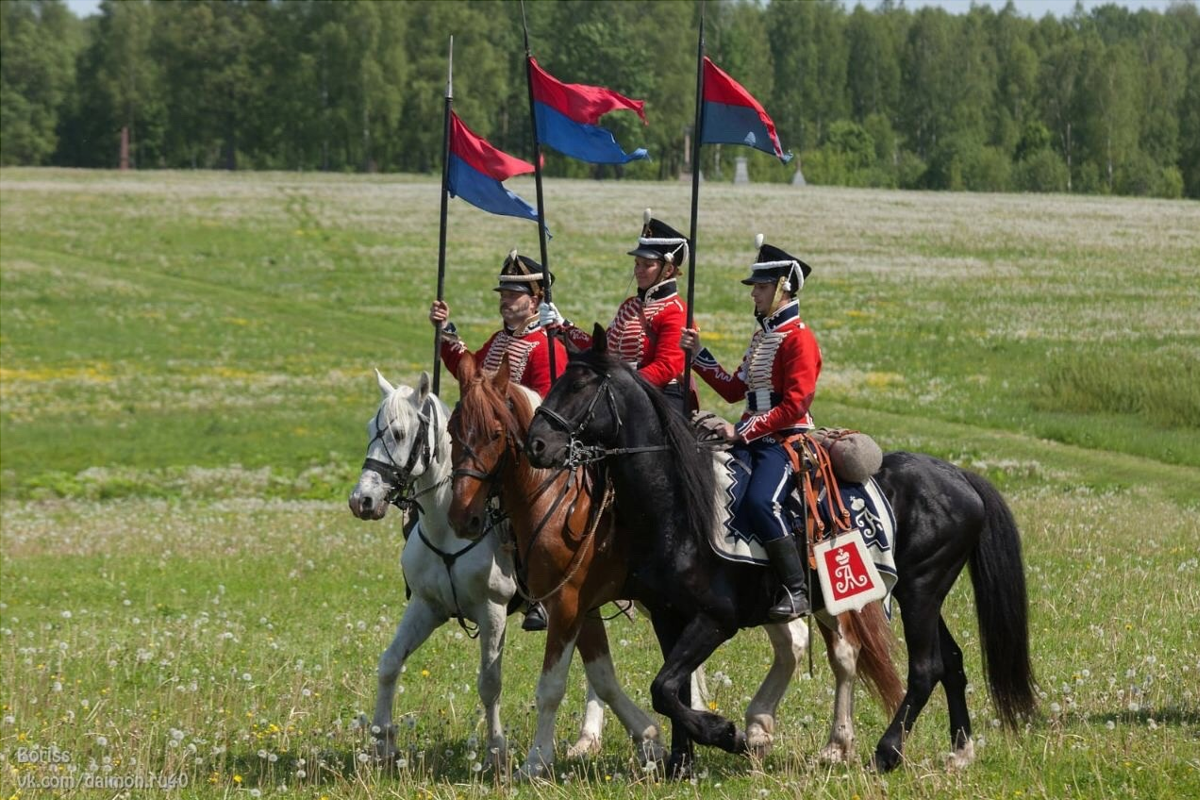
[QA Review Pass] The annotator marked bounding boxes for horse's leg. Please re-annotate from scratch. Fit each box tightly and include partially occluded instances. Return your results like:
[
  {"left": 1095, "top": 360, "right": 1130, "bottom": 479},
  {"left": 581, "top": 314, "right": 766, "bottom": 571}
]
[
  {"left": 567, "top": 680, "right": 606, "bottom": 760},
  {"left": 473, "top": 597, "right": 510, "bottom": 766},
  {"left": 517, "top": 603, "right": 582, "bottom": 780},
  {"left": 744, "top": 620, "right": 807, "bottom": 758},
  {"left": 691, "top": 666, "right": 711, "bottom": 712},
  {"left": 650, "top": 613, "right": 744, "bottom": 778},
  {"left": 575, "top": 615, "right": 663, "bottom": 765},
  {"left": 873, "top": 602, "right": 943, "bottom": 772},
  {"left": 939, "top": 617, "right": 975, "bottom": 769},
  {"left": 371, "top": 598, "right": 445, "bottom": 761},
  {"left": 817, "top": 617, "right": 859, "bottom": 764}
]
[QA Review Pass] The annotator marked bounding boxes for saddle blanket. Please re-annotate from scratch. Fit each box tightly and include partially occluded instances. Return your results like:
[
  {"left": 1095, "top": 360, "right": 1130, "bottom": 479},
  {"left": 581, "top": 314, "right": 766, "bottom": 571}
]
[{"left": 708, "top": 450, "right": 898, "bottom": 616}]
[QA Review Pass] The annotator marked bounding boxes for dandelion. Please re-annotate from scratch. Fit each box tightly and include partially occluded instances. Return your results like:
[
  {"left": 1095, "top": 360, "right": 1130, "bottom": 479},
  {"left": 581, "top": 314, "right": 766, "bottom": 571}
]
[
  {"left": 61, "top": 611, "right": 72, "bottom": 619},
  {"left": 1050, "top": 703, "right": 1062, "bottom": 714},
  {"left": 1106, "top": 721, "right": 1115, "bottom": 730},
  {"left": 357, "top": 753, "right": 370, "bottom": 764},
  {"left": 233, "top": 774, "right": 243, "bottom": 784},
  {"left": 1128, "top": 701, "right": 1140, "bottom": 713},
  {"left": 242, "top": 673, "right": 252, "bottom": 682}
]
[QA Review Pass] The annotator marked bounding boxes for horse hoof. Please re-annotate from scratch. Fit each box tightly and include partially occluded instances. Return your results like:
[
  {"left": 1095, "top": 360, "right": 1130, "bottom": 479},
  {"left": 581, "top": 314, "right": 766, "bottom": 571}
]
[
  {"left": 666, "top": 753, "right": 692, "bottom": 781},
  {"left": 871, "top": 745, "right": 903, "bottom": 773},
  {"left": 633, "top": 735, "right": 666, "bottom": 767},
  {"left": 487, "top": 739, "right": 509, "bottom": 767},
  {"left": 818, "top": 742, "right": 852, "bottom": 764},
  {"left": 745, "top": 727, "right": 773, "bottom": 759},
  {"left": 945, "top": 739, "right": 975, "bottom": 770},
  {"left": 566, "top": 733, "right": 602, "bottom": 759},
  {"left": 514, "top": 760, "right": 551, "bottom": 783}
]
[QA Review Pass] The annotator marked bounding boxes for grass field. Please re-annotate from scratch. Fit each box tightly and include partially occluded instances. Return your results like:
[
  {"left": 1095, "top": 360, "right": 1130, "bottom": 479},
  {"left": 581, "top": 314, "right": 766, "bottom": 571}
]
[{"left": 1, "top": 168, "right": 1198, "bottom": 798}]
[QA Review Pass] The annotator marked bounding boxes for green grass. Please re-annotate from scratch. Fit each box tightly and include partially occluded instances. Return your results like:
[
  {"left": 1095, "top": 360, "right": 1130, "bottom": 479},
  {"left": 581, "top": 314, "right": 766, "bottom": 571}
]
[{"left": 2, "top": 169, "right": 1199, "bottom": 797}]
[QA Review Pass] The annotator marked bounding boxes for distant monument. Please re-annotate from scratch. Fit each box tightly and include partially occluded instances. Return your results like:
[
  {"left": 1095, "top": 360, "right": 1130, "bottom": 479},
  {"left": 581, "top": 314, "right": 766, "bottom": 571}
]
[
  {"left": 792, "top": 161, "right": 806, "bottom": 186},
  {"left": 733, "top": 156, "right": 750, "bottom": 184}
]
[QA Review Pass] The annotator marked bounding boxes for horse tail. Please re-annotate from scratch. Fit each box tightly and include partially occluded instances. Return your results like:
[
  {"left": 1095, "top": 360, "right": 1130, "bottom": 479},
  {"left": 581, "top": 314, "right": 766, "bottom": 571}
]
[
  {"left": 963, "top": 470, "right": 1037, "bottom": 728},
  {"left": 838, "top": 603, "right": 903, "bottom": 715}
]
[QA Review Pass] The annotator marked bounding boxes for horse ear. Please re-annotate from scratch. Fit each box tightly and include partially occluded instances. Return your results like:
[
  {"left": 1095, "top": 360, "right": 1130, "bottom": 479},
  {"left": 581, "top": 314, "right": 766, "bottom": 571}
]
[
  {"left": 565, "top": 336, "right": 582, "bottom": 355},
  {"left": 456, "top": 351, "right": 477, "bottom": 385},
  {"left": 592, "top": 323, "right": 607, "bottom": 355},
  {"left": 494, "top": 354, "right": 512, "bottom": 394},
  {"left": 417, "top": 371, "right": 432, "bottom": 402},
  {"left": 375, "top": 369, "right": 395, "bottom": 398}
]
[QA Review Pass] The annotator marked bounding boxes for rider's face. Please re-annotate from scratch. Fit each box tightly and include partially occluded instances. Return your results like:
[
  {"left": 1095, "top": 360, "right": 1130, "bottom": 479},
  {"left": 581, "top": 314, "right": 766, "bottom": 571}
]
[
  {"left": 750, "top": 281, "right": 776, "bottom": 315},
  {"left": 633, "top": 257, "right": 670, "bottom": 291},
  {"left": 499, "top": 290, "right": 536, "bottom": 327}
]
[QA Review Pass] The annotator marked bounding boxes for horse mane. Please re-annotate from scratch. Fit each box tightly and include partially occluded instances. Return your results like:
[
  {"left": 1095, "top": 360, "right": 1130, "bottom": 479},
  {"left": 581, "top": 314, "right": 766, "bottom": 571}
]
[
  {"left": 572, "top": 348, "right": 717, "bottom": 542},
  {"left": 459, "top": 372, "right": 521, "bottom": 442}
]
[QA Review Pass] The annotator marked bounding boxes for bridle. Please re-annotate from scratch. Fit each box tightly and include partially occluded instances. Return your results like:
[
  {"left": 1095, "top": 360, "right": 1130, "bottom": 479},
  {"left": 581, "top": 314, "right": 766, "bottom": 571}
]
[
  {"left": 360, "top": 397, "right": 445, "bottom": 512},
  {"left": 532, "top": 363, "right": 669, "bottom": 468}
]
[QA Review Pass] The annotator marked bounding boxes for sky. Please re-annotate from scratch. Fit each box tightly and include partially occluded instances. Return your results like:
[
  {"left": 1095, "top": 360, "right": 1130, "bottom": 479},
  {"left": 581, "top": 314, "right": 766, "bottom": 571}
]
[{"left": 61, "top": 0, "right": 1187, "bottom": 20}]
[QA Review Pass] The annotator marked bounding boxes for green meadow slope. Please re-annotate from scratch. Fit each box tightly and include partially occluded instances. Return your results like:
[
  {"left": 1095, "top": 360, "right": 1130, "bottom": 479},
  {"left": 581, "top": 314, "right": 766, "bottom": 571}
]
[{"left": 1, "top": 170, "right": 1198, "bottom": 799}]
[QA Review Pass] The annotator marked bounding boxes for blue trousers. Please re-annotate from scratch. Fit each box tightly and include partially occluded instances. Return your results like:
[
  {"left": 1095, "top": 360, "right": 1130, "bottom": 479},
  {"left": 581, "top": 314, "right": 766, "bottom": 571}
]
[{"left": 730, "top": 437, "right": 796, "bottom": 543}]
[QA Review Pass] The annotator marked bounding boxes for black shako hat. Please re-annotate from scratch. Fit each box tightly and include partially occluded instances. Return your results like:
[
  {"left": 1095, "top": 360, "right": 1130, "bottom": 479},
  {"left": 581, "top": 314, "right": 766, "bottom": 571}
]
[
  {"left": 740, "top": 234, "right": 812, "bottom": 291},
  {"left": 493, "top": 250, "right": 553, "bottom": 295},
  {"left": 627, "top": 209, "right": 689, "bottom": 266}
]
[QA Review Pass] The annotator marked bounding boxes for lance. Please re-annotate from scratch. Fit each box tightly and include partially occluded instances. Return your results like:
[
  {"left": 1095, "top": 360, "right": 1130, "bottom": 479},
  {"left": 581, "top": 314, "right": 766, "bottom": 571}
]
[
  {"left": 432, "top": 36, "right": 453, "bottom": 397},
  {"left": 682, "top": 5, "right": 707, "bottom": 416},
  {"left": 520, "top": 0, "right": 557, "bottom": 380}
]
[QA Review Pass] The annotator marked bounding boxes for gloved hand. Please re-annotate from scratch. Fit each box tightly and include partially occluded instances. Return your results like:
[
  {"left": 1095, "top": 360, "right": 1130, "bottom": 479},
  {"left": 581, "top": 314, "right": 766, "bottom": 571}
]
[{"left": 538, "top": 301, "right": 564, "bottom": 328}]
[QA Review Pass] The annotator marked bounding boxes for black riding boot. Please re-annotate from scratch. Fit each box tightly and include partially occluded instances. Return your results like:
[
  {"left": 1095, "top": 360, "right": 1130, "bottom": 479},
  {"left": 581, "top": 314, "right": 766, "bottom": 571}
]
[
  {"left": 764, "top": 537, "right": 810, "bottom": 621},
  {"left": 522, "top": 602, "right": 548, "bottom": 632}
]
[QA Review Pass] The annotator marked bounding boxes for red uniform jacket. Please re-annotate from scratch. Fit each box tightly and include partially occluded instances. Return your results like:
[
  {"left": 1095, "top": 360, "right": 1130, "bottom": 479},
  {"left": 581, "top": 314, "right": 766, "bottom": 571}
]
[
  {"left": 440, "top": 319, "right": 567, "bottom": 398},
  {"left": 562, "top": 279, "right": 687, "bottom": 389},
  {"left": 691, "top": 300, "right": 821, "bottom": 442}
]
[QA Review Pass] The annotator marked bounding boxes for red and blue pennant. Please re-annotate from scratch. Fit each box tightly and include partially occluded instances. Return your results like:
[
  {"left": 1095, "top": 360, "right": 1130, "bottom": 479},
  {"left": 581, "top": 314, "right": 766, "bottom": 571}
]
[
  {"left": 529, "top": 58, "right": 649, "bottom": 165},
  {"left": 701, "top": 57, "right": 792, "bottom": 164},
  {"left": 448, "top": 112, "right": 540, "bottom": 223}
]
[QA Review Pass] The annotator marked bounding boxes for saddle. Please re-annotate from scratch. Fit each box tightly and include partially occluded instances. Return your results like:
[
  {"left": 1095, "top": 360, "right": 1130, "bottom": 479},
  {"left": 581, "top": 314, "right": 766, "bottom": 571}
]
[{"left": 782, "top": 433, "right": 853, "bottom": 568}]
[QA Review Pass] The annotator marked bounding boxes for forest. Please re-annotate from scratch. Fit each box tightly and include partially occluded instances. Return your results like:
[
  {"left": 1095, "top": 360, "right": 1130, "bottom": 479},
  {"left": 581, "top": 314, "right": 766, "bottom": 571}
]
[{"left": 3, "top": 0, "right": 1198, "bottom": 198}]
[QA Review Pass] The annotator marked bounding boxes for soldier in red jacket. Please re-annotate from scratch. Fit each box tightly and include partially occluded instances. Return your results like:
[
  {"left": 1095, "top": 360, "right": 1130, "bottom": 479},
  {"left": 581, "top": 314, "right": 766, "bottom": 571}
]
[
  {"left": 680, "top": 236, "right": 822, "bottom": 620},
  {"left": 539, "top": 211, "right": 689, "bottom": 404},
  {"left": 429, "top": 251, "right": 567, "bottom": 633},
  {"left": 429, "top": 250, "right": 567, "bottom": 398}
]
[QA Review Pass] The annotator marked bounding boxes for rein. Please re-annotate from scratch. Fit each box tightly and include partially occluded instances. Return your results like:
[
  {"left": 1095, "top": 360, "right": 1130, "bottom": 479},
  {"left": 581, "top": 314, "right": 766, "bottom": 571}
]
[
  {"left": 533, "top": 370, "right": 671, "bottom": 467},
  {"left": 364, "top": 396, "right": 491, "bottom": 638},
  {"left": 361, "top": 398, "right": 441, "bottom": 513},
  {"left": 452, "top": 388, "right": 618, "bottom": 609},
  {"left": 415, "top": 516, "right": 499, "bottom": 640}
]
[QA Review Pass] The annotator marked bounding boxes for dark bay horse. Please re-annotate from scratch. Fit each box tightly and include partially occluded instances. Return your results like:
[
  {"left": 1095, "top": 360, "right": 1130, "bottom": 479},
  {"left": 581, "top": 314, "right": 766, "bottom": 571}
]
[
  {"left": 524, "top": 327, "right": 1036, "bottom": 774},
  {"left": 451, "top": 352, "right": 902, "bottom": 778}
]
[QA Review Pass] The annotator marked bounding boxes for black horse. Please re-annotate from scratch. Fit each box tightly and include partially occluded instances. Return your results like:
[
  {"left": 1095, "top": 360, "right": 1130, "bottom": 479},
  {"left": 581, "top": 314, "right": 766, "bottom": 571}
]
[{"left": 525, "top": 326, "right": 1036, "bottom": 774}]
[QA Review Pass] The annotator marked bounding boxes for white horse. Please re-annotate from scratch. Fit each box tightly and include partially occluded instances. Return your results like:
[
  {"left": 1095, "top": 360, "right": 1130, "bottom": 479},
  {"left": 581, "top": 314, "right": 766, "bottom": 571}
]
[{"left": 349, "top": 370, "right": 610, "bottom": 764}]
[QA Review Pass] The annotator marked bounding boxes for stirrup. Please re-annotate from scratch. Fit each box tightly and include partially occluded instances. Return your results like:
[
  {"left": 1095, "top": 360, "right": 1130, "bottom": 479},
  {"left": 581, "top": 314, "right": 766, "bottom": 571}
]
[
  {"left": 768, "top": 588, "right": 810, "bottom": 621},
  {"left": 521, "top": 602, "right": 548, "bottom": 632}
]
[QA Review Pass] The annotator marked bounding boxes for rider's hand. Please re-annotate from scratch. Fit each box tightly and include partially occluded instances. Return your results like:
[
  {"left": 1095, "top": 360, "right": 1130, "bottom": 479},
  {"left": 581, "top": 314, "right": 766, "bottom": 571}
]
[
  {"left": 720, "top": 422, "right": 738, "bottom": 443},
  {"left": 429, "top": 300, "right": 449, "bottom": 327},
  {"left": 679, "top": 327, "right": 701, "bottom": 353},
  {"left": 538, "top": 301, "right": 564, "bottom": 329}
]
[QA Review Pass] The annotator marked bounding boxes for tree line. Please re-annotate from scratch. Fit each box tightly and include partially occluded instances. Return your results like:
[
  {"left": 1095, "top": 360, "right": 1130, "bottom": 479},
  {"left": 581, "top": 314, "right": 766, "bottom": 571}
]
[{"left": 3, "top": 0, "right": 1198, "bottom": 198}]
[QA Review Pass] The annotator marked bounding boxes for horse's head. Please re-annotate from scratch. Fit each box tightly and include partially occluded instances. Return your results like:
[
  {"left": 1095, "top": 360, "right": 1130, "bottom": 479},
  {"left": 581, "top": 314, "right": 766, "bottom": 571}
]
[
  {"left": 348, "top": 369, "right": 443, "bottom": 520},
  {"left": 447, "top": 354, "right": 533, "bottom": 538},
  {"left": 526, "top": 323, "right": 628, "bottom": 469}
]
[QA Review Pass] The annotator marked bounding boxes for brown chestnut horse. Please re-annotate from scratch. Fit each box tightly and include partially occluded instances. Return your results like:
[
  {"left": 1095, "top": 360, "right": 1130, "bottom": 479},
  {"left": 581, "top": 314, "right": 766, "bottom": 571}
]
[{"left": 448, "top": 353, "right": 901, "bottom": 779}]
